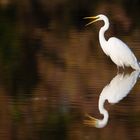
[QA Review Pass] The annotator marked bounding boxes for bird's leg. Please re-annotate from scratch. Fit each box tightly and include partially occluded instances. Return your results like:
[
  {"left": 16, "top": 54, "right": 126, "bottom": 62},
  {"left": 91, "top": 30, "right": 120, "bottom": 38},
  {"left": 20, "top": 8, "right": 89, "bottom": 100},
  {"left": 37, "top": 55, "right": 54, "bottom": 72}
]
[
  {"left": 117, "top": 66, "right": 120, "bottom": 74},
  {"left": 122, "top": 65, "right": 125, "bottom": 71}
]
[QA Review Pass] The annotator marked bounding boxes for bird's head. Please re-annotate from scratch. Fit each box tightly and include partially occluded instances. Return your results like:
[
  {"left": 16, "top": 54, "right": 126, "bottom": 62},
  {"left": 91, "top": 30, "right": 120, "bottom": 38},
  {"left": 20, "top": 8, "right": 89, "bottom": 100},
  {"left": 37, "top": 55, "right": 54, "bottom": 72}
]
[
  {"left": 84, "top": 113, "right": 108, "bottom": 128},
  {"left": 84, "top": 14, "right": 108, "bottom": 26}
]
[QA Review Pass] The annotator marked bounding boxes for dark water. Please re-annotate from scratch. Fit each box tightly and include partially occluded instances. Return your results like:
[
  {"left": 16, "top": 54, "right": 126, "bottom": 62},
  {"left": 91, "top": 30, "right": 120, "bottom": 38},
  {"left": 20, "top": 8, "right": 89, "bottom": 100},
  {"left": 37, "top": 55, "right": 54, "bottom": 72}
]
[{"left": 0, "top": 0, "right": 140, "bottom": 140}]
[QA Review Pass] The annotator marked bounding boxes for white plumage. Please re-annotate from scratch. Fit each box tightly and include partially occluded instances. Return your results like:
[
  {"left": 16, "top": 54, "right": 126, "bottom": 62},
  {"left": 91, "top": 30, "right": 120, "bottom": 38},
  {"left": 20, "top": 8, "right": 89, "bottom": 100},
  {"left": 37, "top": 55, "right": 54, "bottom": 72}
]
[
  {"left": 108, "top": 37, "right": 139, "bottom": 69},
  {"left": 84, "top": 70, "right": 140, "bottom": 128},
  {"left": 84, "top": 14, "right": 140, "bottom": 70}
]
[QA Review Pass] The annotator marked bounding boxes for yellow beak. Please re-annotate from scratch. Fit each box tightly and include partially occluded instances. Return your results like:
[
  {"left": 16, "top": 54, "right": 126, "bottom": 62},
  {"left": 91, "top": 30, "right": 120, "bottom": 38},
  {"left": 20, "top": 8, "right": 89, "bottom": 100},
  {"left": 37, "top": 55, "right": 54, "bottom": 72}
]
[
  {"left": 84, "top": 113, "right": 98, "bottom": 127},
  {"left": 84, "top": 16, "right": 99, "bottom": 26}
]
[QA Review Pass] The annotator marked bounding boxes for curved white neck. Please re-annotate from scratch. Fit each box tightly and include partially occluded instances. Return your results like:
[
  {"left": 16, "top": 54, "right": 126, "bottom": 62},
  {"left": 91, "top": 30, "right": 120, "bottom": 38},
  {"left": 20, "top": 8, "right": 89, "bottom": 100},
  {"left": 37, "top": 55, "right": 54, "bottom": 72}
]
[
  {"left": 99, "top": 17, "right": 109, "bottom": 55},
  {"left": 96, "top": 96, "right": 109, "bottom": 128}
]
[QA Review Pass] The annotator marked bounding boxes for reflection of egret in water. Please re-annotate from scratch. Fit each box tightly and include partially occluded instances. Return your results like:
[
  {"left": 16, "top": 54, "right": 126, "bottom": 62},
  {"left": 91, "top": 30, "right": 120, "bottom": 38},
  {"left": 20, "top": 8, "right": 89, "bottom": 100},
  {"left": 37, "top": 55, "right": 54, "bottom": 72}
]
[{"left": 84, "top": 70, "right": 140, "bottom": 128}]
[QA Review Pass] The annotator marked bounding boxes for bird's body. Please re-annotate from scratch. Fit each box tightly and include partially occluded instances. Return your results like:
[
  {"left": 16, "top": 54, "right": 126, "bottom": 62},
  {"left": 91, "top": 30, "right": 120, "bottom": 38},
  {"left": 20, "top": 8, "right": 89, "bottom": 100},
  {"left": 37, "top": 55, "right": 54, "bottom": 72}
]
[
  {"left": 107, "top": 37, "right": 139, "bottom": 69},
  {"left": 84, "top": 14, "right": 140, "bottom": 70}
]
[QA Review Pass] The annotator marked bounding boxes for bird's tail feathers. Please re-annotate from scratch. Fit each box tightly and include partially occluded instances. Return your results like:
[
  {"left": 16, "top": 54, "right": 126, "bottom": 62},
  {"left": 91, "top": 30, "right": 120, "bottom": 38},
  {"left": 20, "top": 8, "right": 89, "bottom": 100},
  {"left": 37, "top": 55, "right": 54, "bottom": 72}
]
[
  {"left": 136, "top": 61, "right": 140, "bottom": 70},
  {"left": 131, "top": 61, "right": 140, "bottom": 70}
]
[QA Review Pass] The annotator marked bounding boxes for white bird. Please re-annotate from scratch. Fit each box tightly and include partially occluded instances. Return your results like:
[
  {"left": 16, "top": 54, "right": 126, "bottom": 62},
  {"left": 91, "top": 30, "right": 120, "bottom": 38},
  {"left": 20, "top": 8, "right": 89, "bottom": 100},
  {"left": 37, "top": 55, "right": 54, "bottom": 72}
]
[
  {"left": 84, "top": 14, "right": 140, "bottom": 70},
  {"left": 84, "top": 70, "right": 140, "bottom": 128}
]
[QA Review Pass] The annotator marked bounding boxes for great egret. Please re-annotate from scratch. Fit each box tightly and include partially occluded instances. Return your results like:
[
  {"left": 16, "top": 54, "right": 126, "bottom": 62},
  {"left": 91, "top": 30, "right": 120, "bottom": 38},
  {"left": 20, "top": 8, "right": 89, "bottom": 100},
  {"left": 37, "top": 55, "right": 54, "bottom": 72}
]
[
  {"left": 84, "top": 70, "right": 140, "bottom": 128},
  {"left": 84, "top": 14, "right": 140, "bottom": 70}
]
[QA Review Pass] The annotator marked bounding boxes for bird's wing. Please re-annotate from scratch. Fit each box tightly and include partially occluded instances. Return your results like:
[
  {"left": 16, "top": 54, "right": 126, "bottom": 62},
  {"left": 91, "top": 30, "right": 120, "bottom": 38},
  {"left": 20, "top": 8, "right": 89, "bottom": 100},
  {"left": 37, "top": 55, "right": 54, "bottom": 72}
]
[
  {"left": 108, "top": 37, "right": 131, "bottom": 55},
  {"left": 107, "top": 37, "right": 137, "bottom": 65},
  {"left": 101, "top": 71, "right": 139, "bottom": 104}
]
